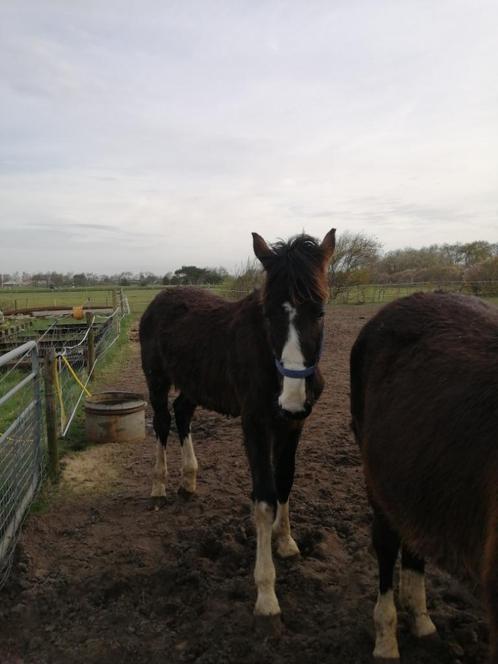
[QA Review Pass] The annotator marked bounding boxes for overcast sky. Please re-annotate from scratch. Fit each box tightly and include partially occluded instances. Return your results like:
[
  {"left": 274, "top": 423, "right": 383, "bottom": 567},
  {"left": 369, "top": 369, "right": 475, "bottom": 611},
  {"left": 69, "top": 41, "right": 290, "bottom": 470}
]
[{"left": 1, "top": 1, "right": 497, "bottom": 275}]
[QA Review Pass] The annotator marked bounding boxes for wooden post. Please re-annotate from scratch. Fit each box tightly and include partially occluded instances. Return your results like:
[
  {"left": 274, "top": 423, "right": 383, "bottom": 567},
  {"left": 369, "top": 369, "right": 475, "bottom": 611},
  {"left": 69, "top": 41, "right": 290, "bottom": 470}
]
[
  {"left": 86, "top": 312, "right": 95, "bottom": 380},
  {"left": 111, "top": 289, "right": 119, "bottom": 335},
  {"left": 119, "top": 288, "right": 124, "bottom": 315},
  {"left": 44, "top": 347, "right": 59, "bottom": 483}
]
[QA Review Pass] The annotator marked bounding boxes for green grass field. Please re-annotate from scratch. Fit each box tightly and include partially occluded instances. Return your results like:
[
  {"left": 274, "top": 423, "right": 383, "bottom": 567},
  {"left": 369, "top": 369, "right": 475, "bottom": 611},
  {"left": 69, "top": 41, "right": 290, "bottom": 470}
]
[
  {"left": 0, "top": 369, "right": 34, "bottom": 435},
  {"left": 1, "top": 284, "right": 497, "bottom": 324},
  {"left": 0, "top": 286, "right": 162, "bottom": 318},
  {"left": 0, "top": 288, "right": 116, "bottom": 312}
]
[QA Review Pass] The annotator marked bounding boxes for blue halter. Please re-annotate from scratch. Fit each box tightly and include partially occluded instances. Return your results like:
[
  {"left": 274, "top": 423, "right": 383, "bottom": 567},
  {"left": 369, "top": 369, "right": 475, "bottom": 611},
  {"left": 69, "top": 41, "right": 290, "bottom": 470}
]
[{"left": 274, "top": 329, "right": 324, "bottom": 379}]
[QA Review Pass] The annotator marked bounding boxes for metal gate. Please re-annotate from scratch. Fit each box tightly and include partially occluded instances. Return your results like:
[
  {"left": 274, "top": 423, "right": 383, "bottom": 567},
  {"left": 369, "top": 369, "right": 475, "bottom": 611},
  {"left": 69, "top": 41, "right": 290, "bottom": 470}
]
[{"left": 0, "top": 341, "right": 44, "bottom": 585}]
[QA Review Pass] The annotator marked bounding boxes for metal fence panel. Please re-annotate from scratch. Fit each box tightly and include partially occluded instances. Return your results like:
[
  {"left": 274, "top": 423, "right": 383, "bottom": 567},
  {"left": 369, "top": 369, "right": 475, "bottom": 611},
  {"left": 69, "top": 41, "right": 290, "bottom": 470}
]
[
  {"left": 55, "top": 297, "right": 129, "bottom": 438},
  {"left": 0, "top": 341, "right": 45, "bottom": 586}
]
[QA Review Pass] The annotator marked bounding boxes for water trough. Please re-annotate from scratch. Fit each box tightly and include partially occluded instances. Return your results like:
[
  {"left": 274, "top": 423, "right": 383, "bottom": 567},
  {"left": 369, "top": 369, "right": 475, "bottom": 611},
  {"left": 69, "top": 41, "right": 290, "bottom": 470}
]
[{"left": 84, "top": 391, "right": 146, "bottom": 444}]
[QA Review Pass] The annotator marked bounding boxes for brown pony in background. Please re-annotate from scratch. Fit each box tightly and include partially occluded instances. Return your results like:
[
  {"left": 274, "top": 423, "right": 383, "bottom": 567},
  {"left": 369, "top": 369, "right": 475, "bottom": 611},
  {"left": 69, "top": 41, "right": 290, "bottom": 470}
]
[
  {"left": 350, "top": 292, "right": 498, "bottom": 663},
  {"left": 140, "top": 229, "right": 335, "bottom": 621}
]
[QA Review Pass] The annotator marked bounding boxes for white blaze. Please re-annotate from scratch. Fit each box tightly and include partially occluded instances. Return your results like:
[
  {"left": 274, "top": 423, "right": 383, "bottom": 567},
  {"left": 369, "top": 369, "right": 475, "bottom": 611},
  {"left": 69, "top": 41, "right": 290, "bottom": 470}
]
[{"left": 278, "top": 302, "right": 306, "bottom": 413}]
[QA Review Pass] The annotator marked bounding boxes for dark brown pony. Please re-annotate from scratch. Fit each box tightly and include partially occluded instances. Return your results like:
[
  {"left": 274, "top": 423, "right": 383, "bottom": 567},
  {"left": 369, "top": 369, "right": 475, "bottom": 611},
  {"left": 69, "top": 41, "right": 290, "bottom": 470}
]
[
  {"left": 350, "top": 292, "right": 498, "bottom": 662},
  {"left": 140, "top": 229, "right": 335, "bottom": 618}
]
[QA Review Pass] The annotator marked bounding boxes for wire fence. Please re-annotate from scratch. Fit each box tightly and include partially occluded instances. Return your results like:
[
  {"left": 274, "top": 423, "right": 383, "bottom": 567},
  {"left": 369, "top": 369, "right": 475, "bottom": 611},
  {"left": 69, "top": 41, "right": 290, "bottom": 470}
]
[
  {"left": 0, "top": 341, "right": 44, "bottom": 587},
  {"left": 330, "top": 280, "right": 498, "bottom": 304},
  {"left": 0, "top": 292, "right": 129, "bottom": 588},
  {"left": 54, "top": 305, "right": 127, "bottom": 439}
]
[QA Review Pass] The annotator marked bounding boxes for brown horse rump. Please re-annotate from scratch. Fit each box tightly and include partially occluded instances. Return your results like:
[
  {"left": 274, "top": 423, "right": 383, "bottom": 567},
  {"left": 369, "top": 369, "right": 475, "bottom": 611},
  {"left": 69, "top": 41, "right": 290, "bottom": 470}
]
[{"left": 351, "top": 291, "right": 498, "bottom": 579}]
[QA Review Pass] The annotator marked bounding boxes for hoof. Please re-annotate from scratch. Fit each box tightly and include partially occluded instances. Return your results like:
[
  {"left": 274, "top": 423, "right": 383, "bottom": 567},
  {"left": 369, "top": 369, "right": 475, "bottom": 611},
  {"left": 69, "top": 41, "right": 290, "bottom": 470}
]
[
  {"left": 373, "top": 641, "right": 400, "bottom": 661},
  {"left": 177, "top": 486, "right": 196, "bottom": 500},
  {"left": 275, "top": 537, "right": 300, "bottom": 559},
  {"left": 181, "top": 474, "right": 197, "bottom": 494},
  {"left": 411, "top": 616, "right": 438, "bottom": 639},
  {"left": 253, "top": 613, "right": 283, "bottom": 639},
  {"left": 148, "top": 496, "right": 167, "bottom": 511}
]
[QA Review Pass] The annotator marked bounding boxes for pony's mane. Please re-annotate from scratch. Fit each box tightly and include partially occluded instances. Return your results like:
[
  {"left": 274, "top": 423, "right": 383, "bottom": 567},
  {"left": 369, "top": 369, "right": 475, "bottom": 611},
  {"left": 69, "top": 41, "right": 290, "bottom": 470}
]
[{"left": 264, "top": 234, "right": 328, "bottom": 304}]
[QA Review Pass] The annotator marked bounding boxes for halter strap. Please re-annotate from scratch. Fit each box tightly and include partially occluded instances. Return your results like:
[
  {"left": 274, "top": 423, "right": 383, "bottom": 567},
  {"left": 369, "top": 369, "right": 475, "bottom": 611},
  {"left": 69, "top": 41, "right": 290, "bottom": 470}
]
[
  {"left": 274, "top": 329, "right": 324, "bottom": 379},
  {"left": 274, "top": 359, "right": 317, "bottom": 378}
]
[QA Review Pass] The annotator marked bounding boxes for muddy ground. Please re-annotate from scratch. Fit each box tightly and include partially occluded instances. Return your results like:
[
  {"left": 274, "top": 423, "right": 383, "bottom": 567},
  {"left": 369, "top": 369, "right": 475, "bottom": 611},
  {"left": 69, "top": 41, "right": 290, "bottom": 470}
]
[{"left": 0, "top": 306, "right": 488, "bottom": 664}]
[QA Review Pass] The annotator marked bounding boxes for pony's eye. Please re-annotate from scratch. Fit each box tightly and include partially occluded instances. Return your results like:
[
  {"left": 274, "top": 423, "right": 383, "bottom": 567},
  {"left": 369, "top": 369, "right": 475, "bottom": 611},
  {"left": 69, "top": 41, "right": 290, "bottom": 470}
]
[{"left": 317, "top": 310, "right": 325, "bottom": 319}]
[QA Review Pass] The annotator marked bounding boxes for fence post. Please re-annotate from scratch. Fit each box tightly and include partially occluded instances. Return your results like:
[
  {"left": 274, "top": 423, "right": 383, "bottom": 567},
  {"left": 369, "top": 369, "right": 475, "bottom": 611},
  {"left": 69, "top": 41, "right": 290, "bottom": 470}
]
[
  {"left": 31, "top": 344, "right": 43, "bottom": 472},
  {"left": 119, "top": 288, "right": 124, "bottom": 315},
  {"left": 86, "top": 312, "right": 95, "bottom": 379},
  {"left": 44, "top": 347, "right": 59, "bottom": 483},
  {"left": 109, "top": 289, "right": 118, "bottom": 336}
]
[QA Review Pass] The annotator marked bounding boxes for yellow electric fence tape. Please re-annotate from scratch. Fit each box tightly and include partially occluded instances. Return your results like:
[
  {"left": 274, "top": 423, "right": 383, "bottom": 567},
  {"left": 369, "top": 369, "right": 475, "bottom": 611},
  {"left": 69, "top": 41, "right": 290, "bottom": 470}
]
[
  {"left": 61, "top": 355, "right": 92, "bottom": 397},
  {"left": 0, "top": 355, "right": 92, "bottom": 440},
  {"left": 54, "top": 358, "right": 66, "bottom": 431}
]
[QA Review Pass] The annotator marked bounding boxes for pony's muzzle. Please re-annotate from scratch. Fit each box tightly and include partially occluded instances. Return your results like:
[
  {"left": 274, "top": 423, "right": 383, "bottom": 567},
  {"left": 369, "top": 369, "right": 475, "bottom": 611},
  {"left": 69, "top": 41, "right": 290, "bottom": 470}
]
[{"left": 278, "top": 401, "right": 312, "bottom": 420}]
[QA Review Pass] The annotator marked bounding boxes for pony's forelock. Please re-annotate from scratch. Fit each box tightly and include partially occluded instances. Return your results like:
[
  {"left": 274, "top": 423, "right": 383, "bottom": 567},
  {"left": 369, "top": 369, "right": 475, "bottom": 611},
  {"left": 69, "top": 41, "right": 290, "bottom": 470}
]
[{"left": 263, "top": 234, "right": 329, "bottom": 305}]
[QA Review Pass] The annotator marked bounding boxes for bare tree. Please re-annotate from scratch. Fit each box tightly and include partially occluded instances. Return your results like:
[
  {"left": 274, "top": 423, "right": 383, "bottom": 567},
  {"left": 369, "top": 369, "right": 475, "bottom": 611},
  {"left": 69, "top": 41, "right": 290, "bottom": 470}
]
[
  {"left": 231, "top": 258, "right": 264, "bottom": 292},
  {"left": 329, "top": 231, "right": 382, "bottom": 286}
]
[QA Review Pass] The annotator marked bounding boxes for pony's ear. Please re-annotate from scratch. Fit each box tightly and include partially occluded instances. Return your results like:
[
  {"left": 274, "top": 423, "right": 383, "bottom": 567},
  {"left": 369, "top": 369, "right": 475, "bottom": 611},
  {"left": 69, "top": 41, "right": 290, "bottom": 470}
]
[
  {"left": 321, "top": 228, "right": 336, "bottom": 264},
  {"left": 252, "top": 232, "right": 275, "bottom": 269}
]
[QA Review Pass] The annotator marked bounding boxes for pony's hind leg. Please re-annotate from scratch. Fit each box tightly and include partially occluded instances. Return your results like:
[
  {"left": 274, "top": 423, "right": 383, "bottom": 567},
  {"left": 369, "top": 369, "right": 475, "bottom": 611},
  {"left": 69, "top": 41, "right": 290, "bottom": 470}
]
[
  {"left": 372, "top": 507, "right": 401, "bottom": 661},
  {"left": 483, "top": 513, "right": 498, "bottom": 664},
  {"left": 173, "top": 393, "right": 198, "bottom": 494},
  {"left": 148, "top": 376, "right": 171, "bottom": 507},
  {"left": 400, "top": 546, "right": 437, "bottom": 638}
]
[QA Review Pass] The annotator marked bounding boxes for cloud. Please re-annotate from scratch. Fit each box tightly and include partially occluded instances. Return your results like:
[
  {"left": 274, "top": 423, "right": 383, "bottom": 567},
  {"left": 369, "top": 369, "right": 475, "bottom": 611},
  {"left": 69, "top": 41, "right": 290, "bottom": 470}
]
[{"left": 0, "top": 0, "right": 497, "bottom": 272}]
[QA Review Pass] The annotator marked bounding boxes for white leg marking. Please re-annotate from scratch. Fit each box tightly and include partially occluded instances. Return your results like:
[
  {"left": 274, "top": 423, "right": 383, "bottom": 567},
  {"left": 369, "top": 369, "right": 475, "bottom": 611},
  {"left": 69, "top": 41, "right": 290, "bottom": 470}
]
[
  {"left": 254, "top": 501, "right": 280, "bottom": 616},
  {"left": 272, "top": 501, "right": 300, "bottom": 558},
  {"left": 278, "top": 303, "right": 306, "bottom": 414},
  {"left": 400, "top": 569, "right": 437, "bottom": 637},
  {"left": 151, "top": 441, "right": 167, "bottom": 497},
  {"left": 373, "top": 590, "right": 400, "bottom": 660},
  {"left": 181, "top": 434, "right": 198, "bottom": 493}
]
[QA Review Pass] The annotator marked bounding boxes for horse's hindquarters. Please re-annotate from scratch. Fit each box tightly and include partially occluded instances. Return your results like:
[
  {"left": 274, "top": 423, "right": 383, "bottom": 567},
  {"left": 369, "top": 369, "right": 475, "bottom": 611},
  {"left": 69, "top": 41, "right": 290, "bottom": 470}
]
[{"left": 351, "top": 292, "right": 498, "bottom": 663}]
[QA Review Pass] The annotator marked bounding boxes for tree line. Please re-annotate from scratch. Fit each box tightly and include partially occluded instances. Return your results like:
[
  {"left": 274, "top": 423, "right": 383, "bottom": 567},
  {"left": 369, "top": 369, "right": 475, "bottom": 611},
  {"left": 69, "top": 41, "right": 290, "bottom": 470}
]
[
  {"left": 329, "top": 234, "right": 498, "bottom": 287},
  {"left": 0, "top": 266, "right": 228, "bottom": 288},
  {"left": 2, "top": 234, "right": 498, "bottom": 290}
]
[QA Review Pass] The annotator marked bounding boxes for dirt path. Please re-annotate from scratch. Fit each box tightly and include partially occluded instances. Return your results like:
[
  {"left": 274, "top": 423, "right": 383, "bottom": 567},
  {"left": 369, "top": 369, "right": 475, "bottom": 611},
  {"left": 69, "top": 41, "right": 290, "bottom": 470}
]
[{"left": 0, "top": 306, "right": 488, "bottom": 664}]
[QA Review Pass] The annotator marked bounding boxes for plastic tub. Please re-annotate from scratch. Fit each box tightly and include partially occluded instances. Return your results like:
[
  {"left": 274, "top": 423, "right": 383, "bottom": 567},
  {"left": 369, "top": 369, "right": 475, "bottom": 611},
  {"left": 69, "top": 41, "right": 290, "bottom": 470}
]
[{"left": 84, "top": 391, "right": 146, "bottom": 444}]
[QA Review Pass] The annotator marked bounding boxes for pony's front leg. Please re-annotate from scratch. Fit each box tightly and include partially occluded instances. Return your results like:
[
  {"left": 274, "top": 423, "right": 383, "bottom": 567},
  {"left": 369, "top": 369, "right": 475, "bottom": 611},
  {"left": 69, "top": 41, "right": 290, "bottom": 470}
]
[
  {"left": 254, "top": 501, "right": 280, "bottom": 616},
  {"left": 273, "top": 501, "right": 300, "bottom": 558},
  {"left": 272, "top": 419, "right": 303, "bottom": 558},
  {"left": 243, "top": 416, "right": 280, "bottom": 618}
]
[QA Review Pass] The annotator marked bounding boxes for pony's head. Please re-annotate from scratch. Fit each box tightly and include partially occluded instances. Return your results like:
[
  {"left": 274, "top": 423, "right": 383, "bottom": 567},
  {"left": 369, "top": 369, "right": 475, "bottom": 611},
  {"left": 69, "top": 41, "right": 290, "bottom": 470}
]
[{"left": 253, "top": 228, "right": 335, "bottom": 419}]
